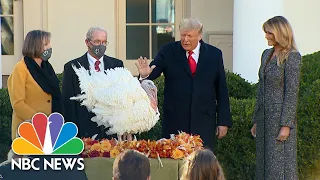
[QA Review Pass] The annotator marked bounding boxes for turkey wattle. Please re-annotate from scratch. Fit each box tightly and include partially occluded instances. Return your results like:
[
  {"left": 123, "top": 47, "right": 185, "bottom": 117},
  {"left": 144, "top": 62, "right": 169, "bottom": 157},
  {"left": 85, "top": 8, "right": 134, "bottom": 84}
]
[
  {"left": 70, "top": 65, "right": 160, "bottom": 141},
  {"left": 140, "top": 79, "right": 159, "bottom": 113}
]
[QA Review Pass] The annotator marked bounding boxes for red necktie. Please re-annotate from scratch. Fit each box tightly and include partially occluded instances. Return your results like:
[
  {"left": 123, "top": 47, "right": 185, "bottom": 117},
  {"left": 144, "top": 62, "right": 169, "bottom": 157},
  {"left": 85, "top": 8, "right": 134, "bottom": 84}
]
[
  {"left": 95, "top": 60, "right": 101, "bottom": 72},
  {"left": 188, "top": 51, "right": 197, "bottom": 76}
]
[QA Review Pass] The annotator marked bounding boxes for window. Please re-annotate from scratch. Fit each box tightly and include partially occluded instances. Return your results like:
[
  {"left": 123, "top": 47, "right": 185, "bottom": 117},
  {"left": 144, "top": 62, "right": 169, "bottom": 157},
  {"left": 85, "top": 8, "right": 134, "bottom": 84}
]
[
  {"left": 0, "top": 0, "right": 14, "bottom": 55},
  {"left": 125, "top": 0, "right": 176, "bottom": 60}
]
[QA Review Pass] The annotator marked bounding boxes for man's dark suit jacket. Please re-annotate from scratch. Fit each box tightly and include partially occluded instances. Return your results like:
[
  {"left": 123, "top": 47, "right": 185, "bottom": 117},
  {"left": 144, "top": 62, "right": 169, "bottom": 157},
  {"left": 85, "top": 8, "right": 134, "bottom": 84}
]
[
  {"left": 148, "top": 40, "right": 232, "bottom": 150},
  {"left": 62, "top": 53, "right": 123, "bottom": 139}
]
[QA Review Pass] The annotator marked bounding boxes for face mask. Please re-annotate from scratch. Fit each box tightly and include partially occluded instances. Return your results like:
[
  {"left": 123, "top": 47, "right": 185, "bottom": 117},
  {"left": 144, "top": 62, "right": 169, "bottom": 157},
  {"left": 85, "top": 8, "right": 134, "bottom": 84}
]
[
  {"left": 90, "top": 45, "right": 106, "bottom": 59},
  {"left": 40, "top": 48, "right": 52, "bottom": 61}
]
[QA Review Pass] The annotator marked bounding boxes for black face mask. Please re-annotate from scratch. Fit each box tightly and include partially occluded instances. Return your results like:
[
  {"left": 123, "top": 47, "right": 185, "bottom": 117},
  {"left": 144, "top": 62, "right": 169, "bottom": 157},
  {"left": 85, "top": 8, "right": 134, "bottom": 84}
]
[
  {"left": 90, "top": 44, "right": 106, "bottom": 59},
  {"left": 40, "top": 48, "right": 52, "bottom": 61}
]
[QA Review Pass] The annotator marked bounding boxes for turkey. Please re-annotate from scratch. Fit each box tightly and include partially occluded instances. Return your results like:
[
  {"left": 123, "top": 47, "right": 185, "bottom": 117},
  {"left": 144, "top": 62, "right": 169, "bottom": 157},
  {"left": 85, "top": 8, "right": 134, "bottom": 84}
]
[{"left": 70, "top": 65, "right": 160, "bottom": 141}]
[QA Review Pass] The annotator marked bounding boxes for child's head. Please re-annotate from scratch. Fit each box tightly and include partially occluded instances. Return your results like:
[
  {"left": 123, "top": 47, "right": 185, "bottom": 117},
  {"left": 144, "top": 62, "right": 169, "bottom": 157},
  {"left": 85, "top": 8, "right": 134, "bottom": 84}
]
[
  {"left": 180, "top": 149, "right": 225, "bottom": 180},
  {"left": 113, "top": 150, "right": 151, "bottom": 180}
]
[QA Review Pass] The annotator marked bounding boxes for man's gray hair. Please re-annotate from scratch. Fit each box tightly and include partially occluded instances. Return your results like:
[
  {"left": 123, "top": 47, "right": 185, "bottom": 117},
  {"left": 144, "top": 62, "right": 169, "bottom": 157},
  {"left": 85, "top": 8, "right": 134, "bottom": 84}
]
[
  {"left": 86, "top": 26, "right": 108, "bottom": 40},
  {"left": 179, "top": 18, "right": 203, "bottom": 34}
]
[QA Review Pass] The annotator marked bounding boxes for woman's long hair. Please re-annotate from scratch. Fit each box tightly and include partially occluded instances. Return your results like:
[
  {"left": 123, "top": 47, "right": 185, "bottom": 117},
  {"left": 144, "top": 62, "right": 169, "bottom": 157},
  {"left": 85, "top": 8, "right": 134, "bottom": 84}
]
[
  {"left": 263, "top": 16, "right": 297, "bottom": 64},
  {"left": 180, "top": 149, "right": 225, "bottom": 180}
]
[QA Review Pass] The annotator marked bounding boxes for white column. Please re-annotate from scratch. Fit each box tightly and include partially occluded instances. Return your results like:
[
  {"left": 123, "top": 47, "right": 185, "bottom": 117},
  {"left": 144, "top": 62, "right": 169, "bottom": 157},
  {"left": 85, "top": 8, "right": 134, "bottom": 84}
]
[
  {"left": 0, "top": 17, "right": 2, "bottom": 88},
  {"left": 233, "top": 0, "right": 284, "bottom": 83}
]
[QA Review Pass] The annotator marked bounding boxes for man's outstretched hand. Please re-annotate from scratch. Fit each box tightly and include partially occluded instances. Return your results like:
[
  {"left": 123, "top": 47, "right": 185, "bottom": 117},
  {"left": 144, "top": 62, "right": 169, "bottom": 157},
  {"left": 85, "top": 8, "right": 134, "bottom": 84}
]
[{"left": 135, "top": 56, "right": 156, "bottom": 78}]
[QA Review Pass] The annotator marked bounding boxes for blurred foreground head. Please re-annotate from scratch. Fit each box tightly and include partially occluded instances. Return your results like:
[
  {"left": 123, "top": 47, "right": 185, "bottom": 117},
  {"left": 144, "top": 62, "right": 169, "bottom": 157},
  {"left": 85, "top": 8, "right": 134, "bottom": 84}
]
[
  {"left": 113, "top": 150, "right": 151, "bottom": 180},
  {"left": 180, "top": 149, "right": 225, "bottom": 180}
]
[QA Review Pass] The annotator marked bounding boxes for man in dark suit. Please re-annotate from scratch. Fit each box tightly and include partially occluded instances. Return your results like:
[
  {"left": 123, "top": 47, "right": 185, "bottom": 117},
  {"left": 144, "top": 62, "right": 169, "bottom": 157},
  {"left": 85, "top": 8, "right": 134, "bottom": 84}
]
[
  {"left": 62, "top": 27, "right": 123, "bottom": 139},
  {"left": 136, "top": 18, "right": 232, "bottom": 151}
]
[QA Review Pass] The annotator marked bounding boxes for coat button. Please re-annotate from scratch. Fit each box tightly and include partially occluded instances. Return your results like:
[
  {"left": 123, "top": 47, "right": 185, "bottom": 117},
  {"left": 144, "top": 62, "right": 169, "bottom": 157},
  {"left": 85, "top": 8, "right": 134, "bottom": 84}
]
[{"left": 47, "top": 100, "right": 51, "bottom": 103}]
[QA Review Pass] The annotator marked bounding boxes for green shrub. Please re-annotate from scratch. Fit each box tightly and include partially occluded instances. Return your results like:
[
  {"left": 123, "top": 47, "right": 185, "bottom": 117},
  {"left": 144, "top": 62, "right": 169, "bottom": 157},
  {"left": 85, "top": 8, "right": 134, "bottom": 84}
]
[
  {"left": 0, "top": 116, "right": 11, "bottom": 162},
  {"left": 0, "top": 89, "right": 12, "bottom": 162},
  {"left": 299, "top": 51, "right": 320, "bottom": 97},
  {"left": 226, "top": 71, "right": 257, "bottom": 99},
  {"left": 297, "top": 79, "right": 320, "bottom": 179},
  {"left": 57, "top": 73, "right": 63, "bottom": 89},
  {"left": 0, "top": 88, "right": 12, "bottom": 117},
  {"left": 295, "top": 51, "right": 320, "bottom": 179},
  {"left": 216, "top": 98, "right": 256, "bottom": 180}
]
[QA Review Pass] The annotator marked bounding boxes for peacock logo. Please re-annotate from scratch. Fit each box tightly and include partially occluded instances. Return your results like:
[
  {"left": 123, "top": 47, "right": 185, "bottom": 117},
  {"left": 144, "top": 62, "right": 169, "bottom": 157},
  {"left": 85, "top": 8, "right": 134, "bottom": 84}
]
[{"left": 12, "top": 113, "right": 84, "bottom": 155}]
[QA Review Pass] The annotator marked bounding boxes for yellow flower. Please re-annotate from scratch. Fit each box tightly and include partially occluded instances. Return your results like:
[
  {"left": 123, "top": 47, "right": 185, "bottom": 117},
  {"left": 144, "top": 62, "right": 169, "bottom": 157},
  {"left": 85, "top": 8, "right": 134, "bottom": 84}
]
[
  {"left": 110, "top": 149, "right": 120, "bottom": 158},
  {"left": 84, "top": 143, "right": 92, "bottom": 151},
  {"left": 182, "top": 143, "right": 193, "bottom": 154},
  {"left": 171, "top": 149, "right": 184, "bottom": 159},
  {"left": 90, "top": 143, "right": 101, "bottom": 152},
  {"left": 100, "top": 140, "right": 112, "bottom": 152}
]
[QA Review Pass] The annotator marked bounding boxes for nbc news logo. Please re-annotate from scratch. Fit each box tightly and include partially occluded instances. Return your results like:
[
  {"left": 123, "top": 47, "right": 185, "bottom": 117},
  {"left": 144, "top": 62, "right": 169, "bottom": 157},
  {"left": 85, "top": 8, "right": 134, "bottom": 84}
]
[{"left": 11, "top": 113, "right": 85, "bottom": 171}]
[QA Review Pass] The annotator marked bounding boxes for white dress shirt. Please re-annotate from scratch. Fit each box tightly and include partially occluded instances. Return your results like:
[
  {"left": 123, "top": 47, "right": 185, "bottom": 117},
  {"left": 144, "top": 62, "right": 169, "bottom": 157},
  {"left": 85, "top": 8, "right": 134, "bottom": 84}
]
[
  {"left": 87, "top": 53, "right": 104, "bottom": 71},
  {"left": 185, "top": 41, "right": 201, "bottom": 64}
]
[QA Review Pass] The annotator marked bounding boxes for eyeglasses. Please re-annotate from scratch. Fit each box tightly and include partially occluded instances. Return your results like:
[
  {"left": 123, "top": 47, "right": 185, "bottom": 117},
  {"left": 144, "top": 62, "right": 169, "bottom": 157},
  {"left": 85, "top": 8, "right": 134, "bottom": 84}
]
[{"left": 88, "top": 39, "right": 109, "bottom": 46}]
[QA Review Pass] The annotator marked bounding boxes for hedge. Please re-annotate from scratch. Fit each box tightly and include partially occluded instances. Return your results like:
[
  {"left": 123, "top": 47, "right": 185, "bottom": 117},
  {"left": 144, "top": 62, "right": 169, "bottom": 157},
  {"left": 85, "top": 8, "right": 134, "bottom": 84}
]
[
  {"left": 216, "top": 98, "right": 256, "bottom": 180},
  {"left": 225, "top": 71, "right": 257, "bottom": 99},
  {"left": 296, "top": 51, "right": 320, "bottom": 179},
  {"left": 1, "top": 51, "right": 320, "bottom": 179},
  {"left": 297, "top": 79, "right": 320, "bottom": 179},
  {"left": 0, "top": 88, "right": 12, "bottom": 163}
]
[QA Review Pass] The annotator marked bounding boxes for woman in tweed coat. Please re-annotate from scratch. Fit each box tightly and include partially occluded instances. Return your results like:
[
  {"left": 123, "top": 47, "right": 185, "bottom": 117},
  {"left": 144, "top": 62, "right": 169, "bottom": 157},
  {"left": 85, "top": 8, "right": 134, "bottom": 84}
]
[{"left": 251, "top": 16, "right": 301, "bottom": 180}]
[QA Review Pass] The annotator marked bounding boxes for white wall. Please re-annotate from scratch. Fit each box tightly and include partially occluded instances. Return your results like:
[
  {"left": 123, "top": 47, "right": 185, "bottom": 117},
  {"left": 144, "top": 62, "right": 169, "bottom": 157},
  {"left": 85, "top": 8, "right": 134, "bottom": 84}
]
[
  {"left": 232, "top": 0, "right": 320, "bottom": 83},
  {"left": 190, "top": 0, "right": 234, "bottom": 71},
  {"left": 190, "top": 0, "right": 233, "bottom": 33},
  {"left": 284, "top": 0, "right": 320, "bottom": 55},
  {"left": 233, "top": 0, "right": 284, "bottom": 83},
  {"left": 47, "top": 0, "right": 116, "bottom": 73},
  {"left": 190, "top": 0, "right": 320, "bottom": 83},
  {"left": 23, "top": 0, "right": 117, "bottom": 74}
]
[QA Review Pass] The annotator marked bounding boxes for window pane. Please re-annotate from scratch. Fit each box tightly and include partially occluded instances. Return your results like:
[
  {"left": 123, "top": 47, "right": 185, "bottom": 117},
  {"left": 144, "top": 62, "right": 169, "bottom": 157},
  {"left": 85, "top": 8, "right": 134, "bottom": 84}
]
[
  {"left": 126, "top": 0, "right": 149, "bottom": 23},
  {"left": 152, "top": 0, "right": 174, "bottom": 23},
  {"left": 0, "top": 0, "right": 13, "bottom": 15},
  {"left": 126, "top": 26, "right": 149, "bottom": 59},
  {"left": 152, "top": 25, "right": 175, "bottom": 58},
  {"left": 1, "top": 17, "right": 14, "bottom": 55}
]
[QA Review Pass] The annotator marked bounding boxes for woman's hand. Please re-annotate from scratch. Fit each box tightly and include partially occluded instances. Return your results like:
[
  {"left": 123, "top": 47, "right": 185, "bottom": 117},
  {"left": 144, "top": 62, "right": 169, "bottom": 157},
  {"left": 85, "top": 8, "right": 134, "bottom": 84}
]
[
  {"left": 276, "top": 126, "right": 290, "bottom": 141},
  {"left": 251, "top": 123, "right": 256, "bottom": 137}
]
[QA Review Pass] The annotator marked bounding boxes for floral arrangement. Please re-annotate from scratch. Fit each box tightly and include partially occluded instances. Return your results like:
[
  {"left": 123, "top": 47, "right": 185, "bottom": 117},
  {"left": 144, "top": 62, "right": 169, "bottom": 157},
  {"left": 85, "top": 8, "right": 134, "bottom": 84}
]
[{"left": 81, "top": 132, "right": 203, "bottom": 160}]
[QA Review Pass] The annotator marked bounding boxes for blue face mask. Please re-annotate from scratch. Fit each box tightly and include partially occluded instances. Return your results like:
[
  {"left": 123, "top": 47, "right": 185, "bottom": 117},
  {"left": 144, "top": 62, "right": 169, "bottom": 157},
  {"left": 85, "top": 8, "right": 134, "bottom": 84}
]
[{"left": 40, "top": 48, "right": 52, "bottom": 61}]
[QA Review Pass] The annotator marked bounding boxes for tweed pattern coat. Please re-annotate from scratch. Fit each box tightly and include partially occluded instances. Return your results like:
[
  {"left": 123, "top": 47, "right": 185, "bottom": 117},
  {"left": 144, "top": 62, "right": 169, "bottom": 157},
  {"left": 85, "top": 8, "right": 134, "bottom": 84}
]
[{"left": 253, "top": 48, "right": 301, "bottom": 180}]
